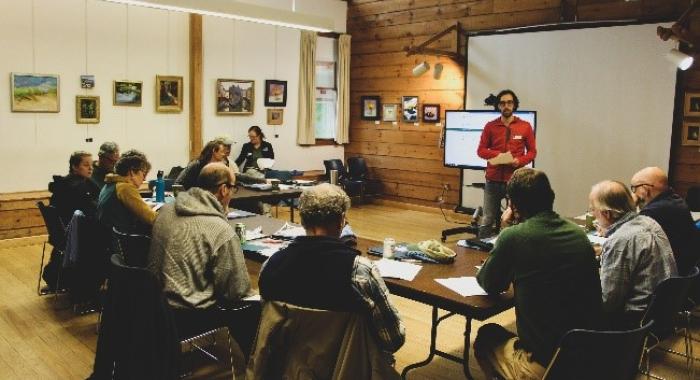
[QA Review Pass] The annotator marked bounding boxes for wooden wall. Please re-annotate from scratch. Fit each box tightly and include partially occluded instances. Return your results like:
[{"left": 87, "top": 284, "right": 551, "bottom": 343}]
[
  {"left": 0, "top": 192, "right": 49, "bottom": 240},
  {"left": 347, "top": 0, "right": 695, "bottom": 207}
]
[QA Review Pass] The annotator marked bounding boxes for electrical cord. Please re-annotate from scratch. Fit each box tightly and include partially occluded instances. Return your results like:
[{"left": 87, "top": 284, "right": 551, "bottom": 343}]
[{"left": 437, "top": 186, "right": 471, "bottom": 225}]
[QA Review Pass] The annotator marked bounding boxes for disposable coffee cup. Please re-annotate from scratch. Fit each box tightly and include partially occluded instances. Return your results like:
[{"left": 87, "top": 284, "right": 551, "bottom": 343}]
[
  {"left": 383, "top": 237, "right": 395, "bottom": 259},
  {"left": 172, "top": 184, "right": 183, "bottom": 197},
  {"left": 330, "top": 169, "right": 339, "bottom": 185}
]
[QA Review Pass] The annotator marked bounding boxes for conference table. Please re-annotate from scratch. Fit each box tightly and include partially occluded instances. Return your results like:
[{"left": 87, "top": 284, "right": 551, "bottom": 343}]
[
  {"left": 233, "top": 214, "right": 514, "bottom": 380},
  {"left": 230, "top": 186, "right": 303, "bottom": 222}
]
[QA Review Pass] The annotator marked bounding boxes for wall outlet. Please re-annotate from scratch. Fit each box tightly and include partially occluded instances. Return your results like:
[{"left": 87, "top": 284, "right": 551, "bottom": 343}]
[
  {"left": 443, "top": 183, "right": 450, "bottom": 191},
  {"left": 85, "top": 138, "right": 93, "bottom": 142}
]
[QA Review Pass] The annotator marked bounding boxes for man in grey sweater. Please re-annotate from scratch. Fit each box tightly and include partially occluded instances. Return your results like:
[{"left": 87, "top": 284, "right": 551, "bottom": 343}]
[{"left": 148, "top": 162, "right": 258, "bottom": 357}]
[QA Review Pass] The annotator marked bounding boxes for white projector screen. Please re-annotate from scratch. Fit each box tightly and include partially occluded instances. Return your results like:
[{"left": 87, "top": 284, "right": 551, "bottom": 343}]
[{"left": 462, "top": 23, "right": 678, "bottom": 217}]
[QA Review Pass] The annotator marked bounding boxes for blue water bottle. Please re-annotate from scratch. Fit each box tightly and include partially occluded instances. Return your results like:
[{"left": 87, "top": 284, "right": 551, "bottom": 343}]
[{"left": 155, "top": 170, "right": 165, "bottom": 203}]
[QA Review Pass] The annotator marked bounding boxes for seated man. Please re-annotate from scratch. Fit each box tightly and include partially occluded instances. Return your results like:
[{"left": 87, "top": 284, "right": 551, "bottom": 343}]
[
  {"left": 631, "top": 167, "right": 699, "bottom": 275},
  {"left": 589, "top": 180, "right": 677, "bottom": 328},
  {"left": 475, "top": 168, "right": 602, "bottom": 380},
  {"left": 148, "top": 163, "right": 258, "bottom": 356},
  {"left": 92, "top": 141, "right": 120, "bottom": 188},
  {"left": 258, "top": 183, "right": 405, "bottom": 356}
]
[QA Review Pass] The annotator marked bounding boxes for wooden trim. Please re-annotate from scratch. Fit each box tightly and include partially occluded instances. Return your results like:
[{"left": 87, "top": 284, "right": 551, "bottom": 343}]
[
  {"left": 189, "top": 14, "right": 203, "bottom": 160},
  {"left": 314, "top": 138, "right": 338, "bottom": 146}
]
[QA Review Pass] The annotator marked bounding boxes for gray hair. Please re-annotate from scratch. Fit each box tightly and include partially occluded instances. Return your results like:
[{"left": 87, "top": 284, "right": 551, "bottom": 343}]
[
  {"left": 212, "top": 135, "right": 234, "bottom": 147},
  {"left": 98, "top": 141, "right": 119, "bottom": 158},
  {"left": 197, "top": 163, "right": 233, "bottom": 193},
  {"left": 590, "top": 180, "right": 635, "bottom": 220},
  {"left": 299, "top": 183, "right": 350, "bottom": 228}
]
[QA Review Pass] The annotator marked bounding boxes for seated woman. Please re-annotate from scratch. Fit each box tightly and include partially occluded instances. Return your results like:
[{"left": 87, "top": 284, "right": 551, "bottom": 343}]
[
  {"left": 175, "top": 139, "right": 231, "bottom": 190},
  {"left": 97, "top": 150, "right": 156, "bottom": 235},
  {"left": 235, "top": 126, "right": 274, "bottom": 179},
  {"left": 49, "top": 150, "right": 101, "bottom": 223}
]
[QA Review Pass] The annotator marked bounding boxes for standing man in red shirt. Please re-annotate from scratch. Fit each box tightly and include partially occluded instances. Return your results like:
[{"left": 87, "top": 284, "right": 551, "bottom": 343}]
[{"left": 477, "top": 90, "right": 537, "bottom": 238}]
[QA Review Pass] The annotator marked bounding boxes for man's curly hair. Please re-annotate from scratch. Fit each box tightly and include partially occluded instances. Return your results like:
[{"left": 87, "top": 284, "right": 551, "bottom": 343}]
[{"left": 299, "top": 183, "right": 350, "bottom": 228}]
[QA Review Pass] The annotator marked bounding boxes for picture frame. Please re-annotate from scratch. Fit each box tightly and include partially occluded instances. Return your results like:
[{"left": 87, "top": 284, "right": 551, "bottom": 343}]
[
  {"left": 422, "top": 104, "right": 441, "bottom": 123},
  {"left": 217, "top": 79, "right": 254, "bottom": 115},
  {"left": 402, "top": 96, "right": 419, "bottom": 122},
  {"left": 267, "top": 108, "right": 284, "bottom": 125},
  {"left": 360, "top": 96, "right": 381, "bottom": 120},
  {"left": 315, "top": 61, "right": 336, "bottom": 89},
  {"left": 156, "top": 75, "right": 183, "bottom": 113},
  {"left": 11, "top": 73, "right": 60, "bottom": 113},
  {"left": 113, "top": 80, "right": 142, "bottom": 106},
  {"left": 382, "top": 104, "right": 398, "bottom": 122},
  {"left": 682, "top": 121, "right": 700, "bottom": 146},
  {"left": 264, "top": 80, "right": 287, "bottom": 107},
  {"left": 80, "top": 75, "right": 95, "bottom": 89},
  {"left": 685, "top": 92, "right": 700, "bottom": 117},
  {"left": 76, "top": 96, "right": 100, "bottom": 124}
]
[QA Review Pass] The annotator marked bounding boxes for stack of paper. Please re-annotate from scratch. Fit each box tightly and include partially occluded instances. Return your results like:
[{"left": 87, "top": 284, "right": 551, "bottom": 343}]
[
  {"left": 227, "top": 210, "right": 256, "bottom": 219},
  {"left": 587, "top": 233, "right": 607, "bottom": 246},
  {"left": 488, "top": 151, "right": 514, "bottom": 165},
  {"left": 245, "top": 226, "right": 266, "bottom": 241},
  {"left": 435, "top": 276, "right": 488, "bottom": 297},
  {"left": 274, "top": 222, "right": 306, "bottom": 238},
  {"left": 374, "top": 259, "right": 422, "bottom": 281}
]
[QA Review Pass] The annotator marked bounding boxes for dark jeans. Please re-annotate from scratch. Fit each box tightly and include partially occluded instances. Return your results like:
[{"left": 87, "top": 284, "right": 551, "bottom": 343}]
[
  {"left": 170, "top": 301, "right": 262, "bottom": 359},
  {"left": 479, "top": 180, "right": 507, "bottom": 238}
]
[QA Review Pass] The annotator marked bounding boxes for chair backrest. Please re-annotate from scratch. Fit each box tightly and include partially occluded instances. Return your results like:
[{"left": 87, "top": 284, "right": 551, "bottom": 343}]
[
  {"left": 542, "top": 319, "right": 654, "bottom": 380},
  {"left": 166, "top": 166, "right": 184, "bottom": 180},
  {"left": 265, "top": 169, "right": 294, "bottom": 182},
  {"left": 112, "top": 227, "right": 152, "bottom": 268},
  {"left": 323, "top": 159, "right": 347, "bottom": 181},
  {"left": 642, "top": 266, "right": 700, "bottom": 338},
  {"left": 346, "top": 157, "right": 369, "bottom": 181},
  {"left": 37, "top": 201, "right": 67, "bottom": 250},
  {"left": 687, "top": 185, "right": 700, "bottom": 211}
]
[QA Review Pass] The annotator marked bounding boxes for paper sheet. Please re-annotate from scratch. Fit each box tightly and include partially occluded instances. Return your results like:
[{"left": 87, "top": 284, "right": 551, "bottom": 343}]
[
  {"left": 587, "top": 233, "right": 607, "bottom": 246},
  {"left": 692, "top": 211, "right": 700, "bottom": 221},
  {"left": 488, "top": 151, "right": 514, "bottom": 165},
  {"left": 374, "top": 258, "right": 422, "bottom": 281},
  {"left": 227, "top": 210, "right": 256, "bottom": 219},
  {"left": 244, "top": 294, "right": 261, "bottom": 301},
  {"left": 274, "top": 222, "right": 306, "bottom": 238},
  {"left": 435, "top": 276, "right": 488, "bottom": 297}
]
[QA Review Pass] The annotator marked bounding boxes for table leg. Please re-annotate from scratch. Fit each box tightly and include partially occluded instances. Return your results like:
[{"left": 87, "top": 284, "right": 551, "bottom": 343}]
[
  {"left": 463, "top": 317, "right": 474, "bottom": 380},
  {"left": 401, "top": 307, "right": 439, "bottom": 379},
  {"left": 290, "top": 201, "right": 295, "bottom": 223}
]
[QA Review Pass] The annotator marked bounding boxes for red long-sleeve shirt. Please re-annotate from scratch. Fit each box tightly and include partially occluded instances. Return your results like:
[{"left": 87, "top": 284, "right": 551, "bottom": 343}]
[{"left": 477, "top": 116, "right": 537, "bottom": 182}]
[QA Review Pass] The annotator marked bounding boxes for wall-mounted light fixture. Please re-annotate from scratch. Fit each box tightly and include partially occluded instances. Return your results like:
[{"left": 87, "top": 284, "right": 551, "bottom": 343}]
[
  {"left": 412, "top": 61, "right": 430, "bottom": 77},
  {"left": 99, "top": 0, "right": 334, "bottom": 32},
  {"left": 666, "top": 48, "right": 694, "bottom": 70}
]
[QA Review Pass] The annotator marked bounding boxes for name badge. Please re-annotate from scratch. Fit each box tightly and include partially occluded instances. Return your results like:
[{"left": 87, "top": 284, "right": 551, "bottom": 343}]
[{"left": 513, "top": 135, "right": 523, "bottom": 140}]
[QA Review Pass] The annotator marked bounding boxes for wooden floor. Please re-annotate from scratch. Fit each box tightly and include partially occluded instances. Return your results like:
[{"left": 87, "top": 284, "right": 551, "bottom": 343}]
[{"left": 0, "top": 201, "right": 696, "bottom": 379}]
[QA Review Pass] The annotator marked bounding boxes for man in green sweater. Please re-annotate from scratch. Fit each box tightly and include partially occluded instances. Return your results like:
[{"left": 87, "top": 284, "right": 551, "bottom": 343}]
[{"left": 474, "top": 168, "right": 602, "bottom": 380}]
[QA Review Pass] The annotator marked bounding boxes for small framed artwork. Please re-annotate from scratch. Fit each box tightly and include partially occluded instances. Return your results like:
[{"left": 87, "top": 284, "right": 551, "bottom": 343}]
[
  {"left": 361, "top": 96, "right": 380, "bottom": 120},
  {"left": 264, "top": 80, "right": 287, "bottom": 107},
  {"left": 682, "top": 122, "right": 700, "bottom": 146},
  {"left": 217, "top": 79, "right": 254, "bottom": 115},
  {"left": 11, "top": 73, "right": 60, "bottom": 112},
  {"left": 382, "top": 104, "right": 398, "bottom": 122},
  {"left": 267, "top": 109, "right": 284, "bottom": 125},
  {"left": 113, "top": 80, "right": 142, "bottom": 106},
  {"left": 685, "top": 92, "right": 700, "bottom": 117},
  {"left": 402, "top": 96, "right": 418, "bottom": 122},
  {"left": 316, "top": 61, "right": 336, "bottom": 89},
  {"left": 80, "top": 75, "right": 95, "bottom": 89},
  {"left": 156, "top": 75, "right": 183, "bottom": 113},
  {"left": 76, "top": 96, "right": 100, "bottom": 124},
  {"left": 422, "top": 104, "right": 441, "bottom": 123}
]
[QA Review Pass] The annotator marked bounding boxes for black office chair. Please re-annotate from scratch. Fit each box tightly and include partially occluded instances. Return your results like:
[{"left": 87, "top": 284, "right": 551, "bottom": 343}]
[
  {"left": 542, "top": 320, "right": 654, "bottom": 380},
  {"left": 323, "top": 159, "right": 348, "bottom": 182},
  {"left": 640, "top": 266, "right": 700, "bottom": 379},
  {"left": 687, "top": 185, "right": 700, "bottom": 212},
  {"left": 347, "top": 156, "right": 381, "bottom": 202},
  {"left": 36, "top": 201, "right": 67, "bottom": 296},
  {"left": 166, "top": 166, "right": 185, "bottom": 180},
  {"left": 112, "top": 227, "right": 152, "bottom": 268}
]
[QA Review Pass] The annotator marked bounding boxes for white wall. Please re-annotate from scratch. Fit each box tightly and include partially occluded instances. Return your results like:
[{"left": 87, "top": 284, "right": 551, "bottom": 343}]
[
  {"left": 0, "top": 0, "right": 190, "bottom": 193},
  {"left": 463, "top": 24, "right": 677, "bottom": 217}
]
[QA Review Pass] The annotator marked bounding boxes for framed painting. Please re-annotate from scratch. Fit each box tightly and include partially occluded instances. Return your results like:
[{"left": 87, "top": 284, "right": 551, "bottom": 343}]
[
  {"left": 422, "top": 104, "right": 441, "bottom": 123},
  {"left": 267, "top": 108, "right": 284, "bottom": 125},
  {"left": 80, "top": 75, "right": 95, "bottom": 89},
  {"left": 682, "top": 122, "right": 700, "bottom": 146},
  {"left": 76, "top": 96, "right": 100, "bottom": 124},
  {"left": 361, "top": 96, "right": 380, "bottom": 121},
  {"left": 402, "top": 96, "right": 418, "bottom": 122},
  {"left": 264, "top": 79, "right": 287, "bottom": 107},
  {"left": 685, "top": 92, "right": 700, "bottom": 117},
  {"left": 11, "top": 73, "right": 60, "bottom": 112},
  {"left": 217, "top": 79, "right": 254, "bottom": 115},
  {"left": 113, "top": 80, "right": 142, "bottom": 106},
  {"left": 156, "top": 75, "right": 183, "bottom": 113},
  {"left": 382, "top": 104, "right": 398, "bottom": 122}
]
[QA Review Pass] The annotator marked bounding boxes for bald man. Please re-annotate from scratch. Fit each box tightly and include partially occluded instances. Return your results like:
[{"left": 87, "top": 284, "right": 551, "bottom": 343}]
[
  {"left": 631, "top": 167, "right": 699, "bottom": 275},
  {"left": 589, "top": 180, "right": 677, "bottom": 329}
]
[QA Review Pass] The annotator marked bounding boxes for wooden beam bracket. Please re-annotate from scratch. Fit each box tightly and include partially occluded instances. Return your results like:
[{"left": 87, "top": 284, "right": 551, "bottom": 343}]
[{"left": 405, "top": 22, "right": 468, "bottom": 64}]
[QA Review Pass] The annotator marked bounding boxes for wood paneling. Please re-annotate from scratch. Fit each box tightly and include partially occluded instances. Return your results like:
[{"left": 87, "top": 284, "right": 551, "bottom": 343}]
[
  {"left": 348, "top": 0, "right": 695, "bottom": 207},
  {"left": 0, "top": 191, "right": 49, "bottom": 241}
]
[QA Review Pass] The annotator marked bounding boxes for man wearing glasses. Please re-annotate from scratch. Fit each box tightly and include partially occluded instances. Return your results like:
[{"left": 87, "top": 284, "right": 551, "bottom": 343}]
[
  {"left": 477, "top": 89, "right": 537, "bottom": 238},
  {"left": 630, "top": 167, "right": 699, "bottom": 275},
  {"left": 92, "top": 141, "right": 120, "bottom": 188},
  {"left": 148, "top": 162, "right": 259, "bottom": 359}
]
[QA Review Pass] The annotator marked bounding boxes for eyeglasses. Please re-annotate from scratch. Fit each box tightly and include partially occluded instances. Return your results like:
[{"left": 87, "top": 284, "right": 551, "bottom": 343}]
[
  {"left": 218, "top": 182, "right": 236, "bottom": 190},
  {"left": 499, "top": 100, "right": 514, "bottom": 106},
  {"left": 630, "top": 183, "right": 653, "bottom": 192}
]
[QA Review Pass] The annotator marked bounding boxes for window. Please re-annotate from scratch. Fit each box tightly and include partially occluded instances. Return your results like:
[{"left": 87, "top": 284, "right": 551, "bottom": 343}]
[{"left": 314, "top": 60, "right": 337, "bottom": 141}]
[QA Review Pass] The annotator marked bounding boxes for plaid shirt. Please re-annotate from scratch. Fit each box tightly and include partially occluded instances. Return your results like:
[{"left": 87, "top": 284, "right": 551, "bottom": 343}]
[
  {"left": 351, "top": 256, "right": 406, "bottom": 353},
  {"left": 600, "top": 212, "right": 677, "bottom": 314}
]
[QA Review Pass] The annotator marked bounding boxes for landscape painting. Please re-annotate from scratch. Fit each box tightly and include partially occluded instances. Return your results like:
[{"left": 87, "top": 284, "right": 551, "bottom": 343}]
[
  {"left": 11, "top": 73, "right": 60, "bottom": 112},
  {"left": 113, "top": 80, "right": 142, "bottom": 106}
]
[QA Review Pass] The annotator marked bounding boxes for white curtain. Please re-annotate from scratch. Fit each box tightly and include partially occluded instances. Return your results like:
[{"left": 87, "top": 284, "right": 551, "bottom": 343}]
[
  {"left": 335, "top": 34, "right": 351, "bottom": 144},
  {"left": 296, "top": 31, "right": 317, "bottom": 145}
]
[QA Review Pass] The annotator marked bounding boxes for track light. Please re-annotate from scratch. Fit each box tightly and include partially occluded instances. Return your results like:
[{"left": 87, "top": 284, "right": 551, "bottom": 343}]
[
  {"left": 412, "top": 61, "right": 430, "bottom": 77},
  {"left": 433, "top": 63, "right": 443, "bottom": 79},
  {"left": 666, "top": 48, "right": 694, "bottom": 70}
]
